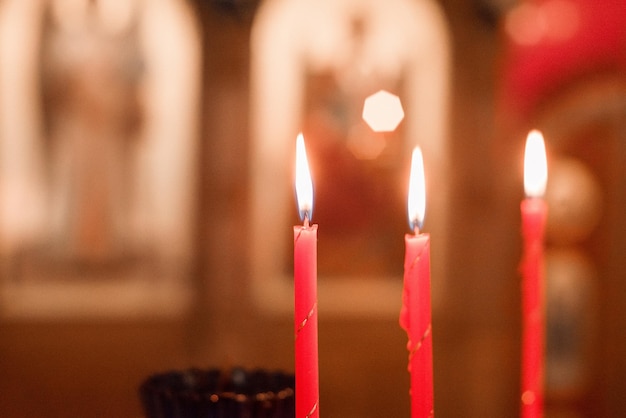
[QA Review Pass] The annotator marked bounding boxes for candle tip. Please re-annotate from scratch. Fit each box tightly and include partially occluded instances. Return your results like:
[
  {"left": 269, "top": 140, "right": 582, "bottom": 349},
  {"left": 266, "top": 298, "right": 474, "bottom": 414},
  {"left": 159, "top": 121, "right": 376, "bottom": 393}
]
[{"left": 409, "top": 218, "right": 423, "bottom": 234}]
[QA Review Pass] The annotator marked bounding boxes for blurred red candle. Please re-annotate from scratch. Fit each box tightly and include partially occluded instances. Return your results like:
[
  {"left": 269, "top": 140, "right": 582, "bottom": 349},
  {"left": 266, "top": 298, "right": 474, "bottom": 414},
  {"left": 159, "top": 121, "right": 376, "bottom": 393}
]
[
  {"left": 294, "top": 133, "right": 319, "bottom": 418},
  {"left": 520, "top": 130, "right": 548, "bottom": 418},
  {"left": 400, "top": 146, "right": 434, "bottom": 418}
]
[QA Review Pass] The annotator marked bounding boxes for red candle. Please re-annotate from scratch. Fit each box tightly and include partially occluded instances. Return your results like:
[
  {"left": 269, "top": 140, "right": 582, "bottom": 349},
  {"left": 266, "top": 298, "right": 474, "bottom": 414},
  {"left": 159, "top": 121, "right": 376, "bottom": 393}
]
[
  {"left": 400, "top": 147, "right": 434, "bottom": 418},
  {"left": 520, "top": 130, "right": 548, "bottom": 418},
  {"left": 294, "top": 133, "right": 319, "bottom": 418}
]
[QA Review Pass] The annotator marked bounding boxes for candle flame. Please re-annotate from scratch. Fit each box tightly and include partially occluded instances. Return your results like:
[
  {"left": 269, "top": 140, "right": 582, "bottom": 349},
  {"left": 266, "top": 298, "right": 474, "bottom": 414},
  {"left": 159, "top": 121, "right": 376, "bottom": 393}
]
[
  {"left": 295, "top": 133, "right": 313, "bottom": 222},
  {"left": 408, "top": 146, "right": 426, "bottom": 231},
  {"left": 524, "top": 130, "right": 548, "bottom": 198}
]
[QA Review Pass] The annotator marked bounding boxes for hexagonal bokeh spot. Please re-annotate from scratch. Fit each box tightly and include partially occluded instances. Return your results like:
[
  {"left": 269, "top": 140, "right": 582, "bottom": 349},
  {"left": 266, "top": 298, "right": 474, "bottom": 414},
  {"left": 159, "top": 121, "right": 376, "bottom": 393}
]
[{"left": 362, "top": 90, "right": 405, "bottom": 132}]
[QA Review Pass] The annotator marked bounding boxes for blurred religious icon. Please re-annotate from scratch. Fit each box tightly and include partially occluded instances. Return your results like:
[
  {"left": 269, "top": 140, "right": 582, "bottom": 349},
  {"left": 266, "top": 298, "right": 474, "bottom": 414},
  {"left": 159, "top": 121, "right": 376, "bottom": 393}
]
[
  {"left": 543, "top": 158, "right": 602, "bottom": 399},
  {"left": 250, "top": 0, "right": 451, "bottom": 315},
  {"left": 0, "top": 0, "right": 200, "bottom": 317},
  {"left": 40, "top": 0, "right": 144, "bottom": 266},
  {"left": 545, "top": 248, "right": 597, "bottom": 397}
]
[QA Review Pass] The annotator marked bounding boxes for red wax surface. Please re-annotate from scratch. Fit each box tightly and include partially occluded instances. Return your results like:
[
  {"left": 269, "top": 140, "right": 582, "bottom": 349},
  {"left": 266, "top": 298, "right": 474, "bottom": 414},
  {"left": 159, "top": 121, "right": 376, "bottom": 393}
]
[
  {"left": 294, "top": 224, "right": 319, "bottom": 418},
  {"left": 520, "top": 198, "right": 547, "bottom": 418},
  {"left": 400, "top": 232, "right": 434, "bottom": 418}
]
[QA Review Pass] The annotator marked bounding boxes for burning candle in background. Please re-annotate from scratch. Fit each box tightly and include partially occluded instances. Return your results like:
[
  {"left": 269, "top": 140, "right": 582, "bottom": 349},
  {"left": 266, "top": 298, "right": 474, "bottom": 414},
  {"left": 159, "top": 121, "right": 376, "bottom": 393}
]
[
  {"left": 521, "top": 130, "right": 548, "bottom": 418},
  {"left": 294, "top": 133, "right": 319, "bottom": 418},
  {"left": 399, "top": 146, "right": 434, "bottom": 418}
]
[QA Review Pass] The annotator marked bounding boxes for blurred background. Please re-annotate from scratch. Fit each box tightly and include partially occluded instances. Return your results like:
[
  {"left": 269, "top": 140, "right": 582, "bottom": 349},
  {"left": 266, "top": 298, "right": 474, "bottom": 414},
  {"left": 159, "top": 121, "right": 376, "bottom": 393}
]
[{"left": 0, "top": 0, "right": 625, "bottom": 417}]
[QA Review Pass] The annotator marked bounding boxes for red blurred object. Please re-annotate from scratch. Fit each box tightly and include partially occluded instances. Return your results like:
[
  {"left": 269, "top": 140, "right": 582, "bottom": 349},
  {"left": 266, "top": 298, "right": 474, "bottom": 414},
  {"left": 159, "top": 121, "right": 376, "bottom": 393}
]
[{"left": 499, "top": 0, "right": 626, "bottom": 119}]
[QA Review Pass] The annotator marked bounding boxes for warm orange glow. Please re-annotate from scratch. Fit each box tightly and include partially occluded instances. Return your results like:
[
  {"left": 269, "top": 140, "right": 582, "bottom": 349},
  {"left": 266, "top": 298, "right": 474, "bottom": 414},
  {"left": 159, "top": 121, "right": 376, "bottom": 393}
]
[
  {"left": 542, "top": 0, "right": 579, "bottom": 41},
  {"left": 408, "top": 146, "right": 426, "bottom": 230},
  {"left": 524, "top": 130, "right": 548, "bottom": 198},
  {"left": 51, "top": 0, "right": 135, "bottom": 35},
  {"left": 505, "top": 0, "right": 579, "bottom": 46},
  {"left": 295, "top": 133, "right": 313, "bottom": 221},
  {"left": 362, "top": 90, "right": 405, "bottom": 133},
  {"left": 346, "top": 127, "right": 386, "bottom": 160},
  {"left": 505, "top": 3, "right": 545, "bottom": 46}
]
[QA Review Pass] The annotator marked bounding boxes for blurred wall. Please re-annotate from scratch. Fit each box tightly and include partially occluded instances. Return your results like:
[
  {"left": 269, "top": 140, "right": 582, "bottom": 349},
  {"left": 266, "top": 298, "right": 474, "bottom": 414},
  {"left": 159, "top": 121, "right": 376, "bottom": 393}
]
[{"left": 0, "top": 1, "right": 625, "bottom": 418}]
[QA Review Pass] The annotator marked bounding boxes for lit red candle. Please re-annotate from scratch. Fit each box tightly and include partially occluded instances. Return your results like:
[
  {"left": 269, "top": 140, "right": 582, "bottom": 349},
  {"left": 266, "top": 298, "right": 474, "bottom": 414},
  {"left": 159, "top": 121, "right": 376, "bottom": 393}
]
[
  {"left": 400, "top": 146, "right": 434, "bottom": 418},
  {"left": 294, "top": 133, "right": 319, "bottom": 418},
  {"left": 520, "top": 130, "right": 548, "bottom": 418}
]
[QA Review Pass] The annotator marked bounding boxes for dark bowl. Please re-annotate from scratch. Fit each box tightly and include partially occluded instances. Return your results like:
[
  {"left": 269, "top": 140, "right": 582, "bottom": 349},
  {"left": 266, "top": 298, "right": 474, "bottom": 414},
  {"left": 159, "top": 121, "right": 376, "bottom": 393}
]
[{"left": 139, "top": 367, "right": 295, "bottom": 418}]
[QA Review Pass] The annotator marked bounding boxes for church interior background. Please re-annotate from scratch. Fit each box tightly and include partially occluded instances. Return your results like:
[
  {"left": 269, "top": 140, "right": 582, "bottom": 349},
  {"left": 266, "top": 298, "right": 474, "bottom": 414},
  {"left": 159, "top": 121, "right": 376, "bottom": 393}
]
[{"left": 0, "top": 0, "right": 625, "bottom": 417}]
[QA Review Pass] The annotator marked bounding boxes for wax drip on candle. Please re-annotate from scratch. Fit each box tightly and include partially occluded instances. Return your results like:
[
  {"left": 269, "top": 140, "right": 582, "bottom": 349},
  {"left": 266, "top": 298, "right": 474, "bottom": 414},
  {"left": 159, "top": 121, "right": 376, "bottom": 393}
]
[
  {"left": 295, "top": 299, "right": 318, "bottom": 336},
  {"left": 305, "top": 403, "right": 318, "bottom": 418},
  {"left": 409, "top": 323, "right": 432, "bottom": 359},
  {"left": 402, "top": 239, "right": 431, "bottom": 352}
]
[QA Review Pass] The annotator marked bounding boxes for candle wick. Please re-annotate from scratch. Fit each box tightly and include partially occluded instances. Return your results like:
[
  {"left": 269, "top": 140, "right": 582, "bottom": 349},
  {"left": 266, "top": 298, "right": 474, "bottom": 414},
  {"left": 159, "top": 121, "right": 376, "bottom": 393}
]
[
  {"left": 303, "top": 214, "right": 310, "bottom": 228},
  {"left": 409, "top": 216, "right": 423, "bottom": 234}
]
